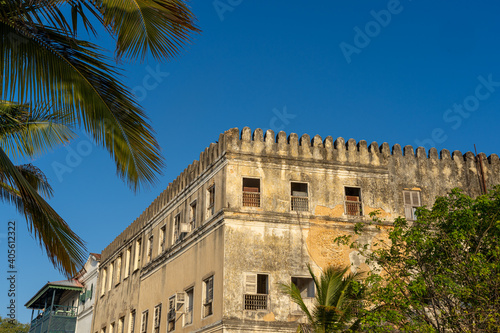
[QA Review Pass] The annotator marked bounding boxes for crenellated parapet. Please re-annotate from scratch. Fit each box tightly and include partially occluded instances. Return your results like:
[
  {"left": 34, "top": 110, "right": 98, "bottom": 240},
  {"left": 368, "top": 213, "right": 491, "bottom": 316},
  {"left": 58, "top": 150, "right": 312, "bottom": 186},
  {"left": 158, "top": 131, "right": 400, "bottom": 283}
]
[
  {"left": 223, "top": 127, "right": 499, "bottom": 170},
  {"left": 101, "top": 127, "right": 499, "bottom": 261}
]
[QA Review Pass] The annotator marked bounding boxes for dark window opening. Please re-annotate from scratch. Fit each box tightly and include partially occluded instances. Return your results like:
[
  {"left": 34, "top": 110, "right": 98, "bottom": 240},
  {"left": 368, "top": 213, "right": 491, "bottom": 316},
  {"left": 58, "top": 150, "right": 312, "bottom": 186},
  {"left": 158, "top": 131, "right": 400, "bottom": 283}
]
[{"left": 243, "top": 178, "right": 261, "bottom": 207}]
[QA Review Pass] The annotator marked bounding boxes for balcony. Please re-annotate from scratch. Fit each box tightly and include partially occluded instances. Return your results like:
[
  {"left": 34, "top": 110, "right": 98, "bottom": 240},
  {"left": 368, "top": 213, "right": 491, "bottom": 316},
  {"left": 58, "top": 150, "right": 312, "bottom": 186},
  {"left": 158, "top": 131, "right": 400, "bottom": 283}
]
[
  {"left": 244, "top": 294, "right": 268, "bottom": 310},
  {"left": 291, "top": 196, "right": 309, "bottom": 211},
  {"left": 28, "top": 305, "right": 78, "bottom": 333},
  {"left": 242, "top": 191, "right": 261, "bottom": 207},
  {"left": 345, "top": 200, "right": 362, "bottom": 216}
]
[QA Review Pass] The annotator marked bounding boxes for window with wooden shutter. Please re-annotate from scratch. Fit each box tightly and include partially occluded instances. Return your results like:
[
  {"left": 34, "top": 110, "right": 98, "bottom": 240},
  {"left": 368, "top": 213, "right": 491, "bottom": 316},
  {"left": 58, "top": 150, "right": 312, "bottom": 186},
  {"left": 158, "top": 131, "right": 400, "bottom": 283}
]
[
  {"left": 291, "top": 182, "right": 309, "bottom": 211},
  {"left": 403, "top": 190, "right": 421, "bottom": 220},
  {"left": 167, "top": 296, "right": 176, "bottom": 331},
  {"left": 245, "top": 273, "right": 257, "bottom": 294},
  {"left": 203, "top": 276, "right": 214, "bottom": 318},
  {"left": 129, "top": 310, "right": 136, "bottom": 333},
  {"left": 118, "top": 317, "right": 124, "bottom": 333},
  {"left": 345, "top": 187, "right": 362, "bottom": 216},
  {"left": 140, "top": 310, "right": 148, "bottom": 333},
  {"left": 153, "top": 304, "right": 161, "bottom": 332},
  {"left": 242, "top": 178, "right": 261, "bottom": 207},
  {"left": 184, "top": 288, "right": 194, "bottom": 326},
  {"left": 244, "top": 273, "right": 268, "bottom": 310}
]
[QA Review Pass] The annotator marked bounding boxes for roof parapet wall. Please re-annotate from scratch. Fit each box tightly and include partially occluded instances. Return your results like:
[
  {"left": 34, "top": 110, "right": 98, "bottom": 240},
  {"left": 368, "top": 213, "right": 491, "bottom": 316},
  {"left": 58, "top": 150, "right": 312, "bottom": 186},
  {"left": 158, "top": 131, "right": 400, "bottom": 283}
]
[{"left": 101, "top": 127, "right": 499, "bottom": 261}]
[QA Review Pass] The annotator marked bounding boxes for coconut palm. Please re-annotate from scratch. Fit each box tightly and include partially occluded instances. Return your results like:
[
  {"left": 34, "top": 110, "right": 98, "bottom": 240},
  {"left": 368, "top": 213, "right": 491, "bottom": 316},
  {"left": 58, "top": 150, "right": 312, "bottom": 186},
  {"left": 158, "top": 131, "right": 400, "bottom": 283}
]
[
  {"left": 282, "top": 265, "right": 364, "bottom": 333},
  {"left": 1, "top": 0, "right": 199, "bottom": 275},
  {"left": 0, "top": 101, "right": 86, "bottom": 276}
]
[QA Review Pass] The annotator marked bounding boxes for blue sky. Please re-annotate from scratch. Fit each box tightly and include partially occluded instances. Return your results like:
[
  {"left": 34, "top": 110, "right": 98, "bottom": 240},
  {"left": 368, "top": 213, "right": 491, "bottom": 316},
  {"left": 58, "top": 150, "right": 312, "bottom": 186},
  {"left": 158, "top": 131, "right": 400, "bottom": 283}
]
[{"left": 3, "top": 0, "right": 500, "bottom": 323}]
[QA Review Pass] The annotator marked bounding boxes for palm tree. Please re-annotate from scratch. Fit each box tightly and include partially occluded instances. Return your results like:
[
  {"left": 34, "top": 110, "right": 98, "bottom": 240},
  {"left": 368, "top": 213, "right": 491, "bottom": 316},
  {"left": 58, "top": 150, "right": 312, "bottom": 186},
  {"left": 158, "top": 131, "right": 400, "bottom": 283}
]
[
  {"left": 282, "top": 265, "right": 364, "bottom": 333},
  {"left": 1, "top": 0, "right": 200, "bottom": 275},
  {"left": 0, "top": 101, "right": 86, "bottom": 275}
]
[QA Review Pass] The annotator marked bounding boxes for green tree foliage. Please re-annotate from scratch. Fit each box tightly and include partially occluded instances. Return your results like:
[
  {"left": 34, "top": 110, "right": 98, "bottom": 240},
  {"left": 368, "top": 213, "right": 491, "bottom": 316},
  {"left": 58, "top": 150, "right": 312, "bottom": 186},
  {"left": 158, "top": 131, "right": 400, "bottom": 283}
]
[
  {"left": 342, "top": 187, "right": 500, "bottom": 332},
  {"left": 281, "top": 265, "right": 365, "bottom": 333},
  {"left": 0, "top": 316, "right": 29, "bottom": 333},
  {"left": 0, "top": 0, "right": 199, "bottom": 276}
]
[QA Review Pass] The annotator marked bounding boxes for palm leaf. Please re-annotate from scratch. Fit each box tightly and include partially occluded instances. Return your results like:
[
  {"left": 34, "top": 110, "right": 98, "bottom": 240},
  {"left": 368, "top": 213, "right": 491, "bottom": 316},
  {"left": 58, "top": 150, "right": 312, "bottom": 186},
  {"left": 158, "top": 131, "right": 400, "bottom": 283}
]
[
  {"left": 0, "top": 147, "right": 86, "bottom": 276},
  {"left": 0, "top": 101, "right": 75, "bottom": 160},
  {"left": 92, "top": 0, "right": 200, "bottom": 61},
  {"left": 1, "top": 22, "right": 164, "bottom": 190}
]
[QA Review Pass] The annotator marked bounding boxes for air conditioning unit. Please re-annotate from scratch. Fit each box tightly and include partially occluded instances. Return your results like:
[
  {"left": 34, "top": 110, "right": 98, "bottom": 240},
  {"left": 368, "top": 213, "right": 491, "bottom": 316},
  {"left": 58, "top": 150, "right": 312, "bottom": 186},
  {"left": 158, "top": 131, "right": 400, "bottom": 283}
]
[{"left": 179, "top": 222, "right": 190, "bottom": 233}]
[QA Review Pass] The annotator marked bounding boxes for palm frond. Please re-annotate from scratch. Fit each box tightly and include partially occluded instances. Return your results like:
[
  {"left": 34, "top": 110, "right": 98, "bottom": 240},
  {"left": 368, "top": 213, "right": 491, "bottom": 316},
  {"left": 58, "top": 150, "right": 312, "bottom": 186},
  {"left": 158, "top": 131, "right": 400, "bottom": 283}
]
[
  {"left": 280, "top": 282, "right": 315, "bottom": 325},
  {"left": 0, "top": 101, "right": 75, "bottom": 160},
  {"left": 0, "top": 147, "right": 86, "bottom": 276},
  {"left": 1, "top": 22, "right": 164, "bottom": 190},
  {"left": 92, "top": 0, "right": 200, "bottom": 61}
]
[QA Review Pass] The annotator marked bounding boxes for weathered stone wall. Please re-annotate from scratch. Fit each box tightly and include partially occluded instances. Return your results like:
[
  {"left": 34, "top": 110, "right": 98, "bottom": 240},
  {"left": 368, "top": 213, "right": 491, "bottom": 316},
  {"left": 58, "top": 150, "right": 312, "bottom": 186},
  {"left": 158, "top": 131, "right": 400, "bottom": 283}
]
[
  {"left": 219, "top": 127, "right": 500, "bottom": 330},
  {"left": 93, "top": 126, "right": 499, "bottom": 333}
]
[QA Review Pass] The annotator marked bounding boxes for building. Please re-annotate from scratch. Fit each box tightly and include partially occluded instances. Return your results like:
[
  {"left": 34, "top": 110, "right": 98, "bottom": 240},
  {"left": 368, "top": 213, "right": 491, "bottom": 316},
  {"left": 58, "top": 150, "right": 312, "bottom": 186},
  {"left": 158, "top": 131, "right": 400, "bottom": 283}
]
[
  {"left": 26, "top": 279, "right": 83, "bottom": 333},
  {"left": 92, "top": 127, "right": 500, "bottom": 333},
  {"left": 75, "top": 253, "right": 101, "bottom": 333},
  {"left": 26, "top": 253, "right": 100, "bottom": 333}
]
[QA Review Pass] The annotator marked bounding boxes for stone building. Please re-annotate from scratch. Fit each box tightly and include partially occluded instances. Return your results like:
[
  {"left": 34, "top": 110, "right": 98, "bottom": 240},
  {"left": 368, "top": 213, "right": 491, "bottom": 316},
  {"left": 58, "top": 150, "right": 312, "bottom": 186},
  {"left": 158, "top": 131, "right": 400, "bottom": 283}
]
[{"left": 92, "top": 127, "right": 500, "bottom": 333}]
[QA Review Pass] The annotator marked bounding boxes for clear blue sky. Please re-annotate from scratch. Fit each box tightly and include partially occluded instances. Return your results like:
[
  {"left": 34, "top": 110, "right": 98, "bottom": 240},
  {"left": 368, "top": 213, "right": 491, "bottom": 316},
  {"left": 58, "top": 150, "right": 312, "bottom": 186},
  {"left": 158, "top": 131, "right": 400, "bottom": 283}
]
[{"left": 3, "top": 0, "right": 500, "bottom": 323}]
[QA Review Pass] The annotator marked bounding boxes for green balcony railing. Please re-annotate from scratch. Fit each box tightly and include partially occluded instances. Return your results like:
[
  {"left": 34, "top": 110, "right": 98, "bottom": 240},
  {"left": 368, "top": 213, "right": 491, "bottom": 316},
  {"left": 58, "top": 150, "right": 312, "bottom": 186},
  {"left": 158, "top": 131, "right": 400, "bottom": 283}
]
[{"left": 29, "top": 305, "right": 78, "bottom": 333}]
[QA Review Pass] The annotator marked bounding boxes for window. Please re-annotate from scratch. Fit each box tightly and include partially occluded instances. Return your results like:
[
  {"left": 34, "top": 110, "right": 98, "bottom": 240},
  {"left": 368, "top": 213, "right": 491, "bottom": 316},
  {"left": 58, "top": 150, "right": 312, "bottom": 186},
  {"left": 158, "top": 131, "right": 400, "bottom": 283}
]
[
  {"left": 101, "top": 268, "right": 107, "bottom": 296},
  {"left": 140, "top": 310, "right": 148, "bottom": 333},
  {"left": 124, "top": 247, "right": 131, "bottom": 279},
  {"left": 147, "top": 235, "right": 153, "bottom": 263},
  {"left": 202, "top": 276, "right": 214, "bottom": 318},
  {"left": 129, "top": 310, "right": 136, "bottom": 333},
  {"left": 345, "top": 187, "right": 362, "bottom": 216},
  {"left": 403, "top": 190, "right": 421, "bottom": 221},
  {"left": 108, "top": 261, "right": 114, "bottom": 291},
  {"left": 87, "top": 284, "right": 93, "bottom": 300},
  {"left": 291, "top": 277, "right": 315, "bottom": 298},
  {"left": 110, "top": 323, "right": 115, "bottom": 333},
  {"left": 101, "top": 328, "right": 106, "bottom": 333},
  {"left": 115, "top": 255, "right": 122, "bottom": 285},
  {"left": 184, "top": 288, "right": 194, "bottom": 326},
  {"left": 189, "top": 201, "right": 197, "bottom": 230},
  {"left": 242, "top": 178, "right": 261, "bottom": 207},
  {"left": 244, "top": 273, "right": 268, "bottom": 310},
  {"left": 118, "top": 317, "right": 125, "bottom": 333},
  {"left": 173, "top": 213, "right": 189, "bottom": 243},
  {"left": 167, "top": 296, "right": 176, "bottom": 331},
  {"left": 159, "top": 226, "right": 166, "bottom": 254},
  {"left": 291, "top": 182, "right": 309, "bottom": 211},
  {"left": 206, "top": 185, "right": 215, "bottom": 217},
  {"left": 134, "top": 238, "right": 142, "bottom": 271},
  {"left": 291, "top": 277, "right": 315, "bottom": 312},
  {"left": 153, "top": 304, "right": 161, "bottom": 333}
]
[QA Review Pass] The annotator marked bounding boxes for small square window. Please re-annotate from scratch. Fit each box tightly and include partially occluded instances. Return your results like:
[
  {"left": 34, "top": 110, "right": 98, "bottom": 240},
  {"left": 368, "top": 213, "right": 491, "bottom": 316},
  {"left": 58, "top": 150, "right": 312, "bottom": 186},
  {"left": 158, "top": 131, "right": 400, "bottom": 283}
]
[
  {"left": 291, "top": 277, "right": 315, "bottom": 298},
  {"left": 403, "top": 190, "right": 421, "bottom": 220},
  {"left": 244, "top": 273, "right": 269, "bottom": 310},
  {"left": 291, "top": 182, "right": 309, "bottom": 211},
  {"left": 345, "top": 187, "right": 362, "bottom": 216},
  {"left": 242, "top": 178, "right": 261, "bottom": 207}
]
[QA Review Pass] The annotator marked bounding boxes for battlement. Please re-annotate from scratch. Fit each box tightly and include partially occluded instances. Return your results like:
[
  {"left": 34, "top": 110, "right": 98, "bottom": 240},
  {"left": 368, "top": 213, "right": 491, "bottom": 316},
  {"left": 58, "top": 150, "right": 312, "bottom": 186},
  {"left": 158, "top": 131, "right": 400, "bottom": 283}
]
[
  {"left": 223, "top": 127, "right": 499, "bottom": 166},
  {"left": 101, "top": 127, "right": 499, "bottom": 260}
]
